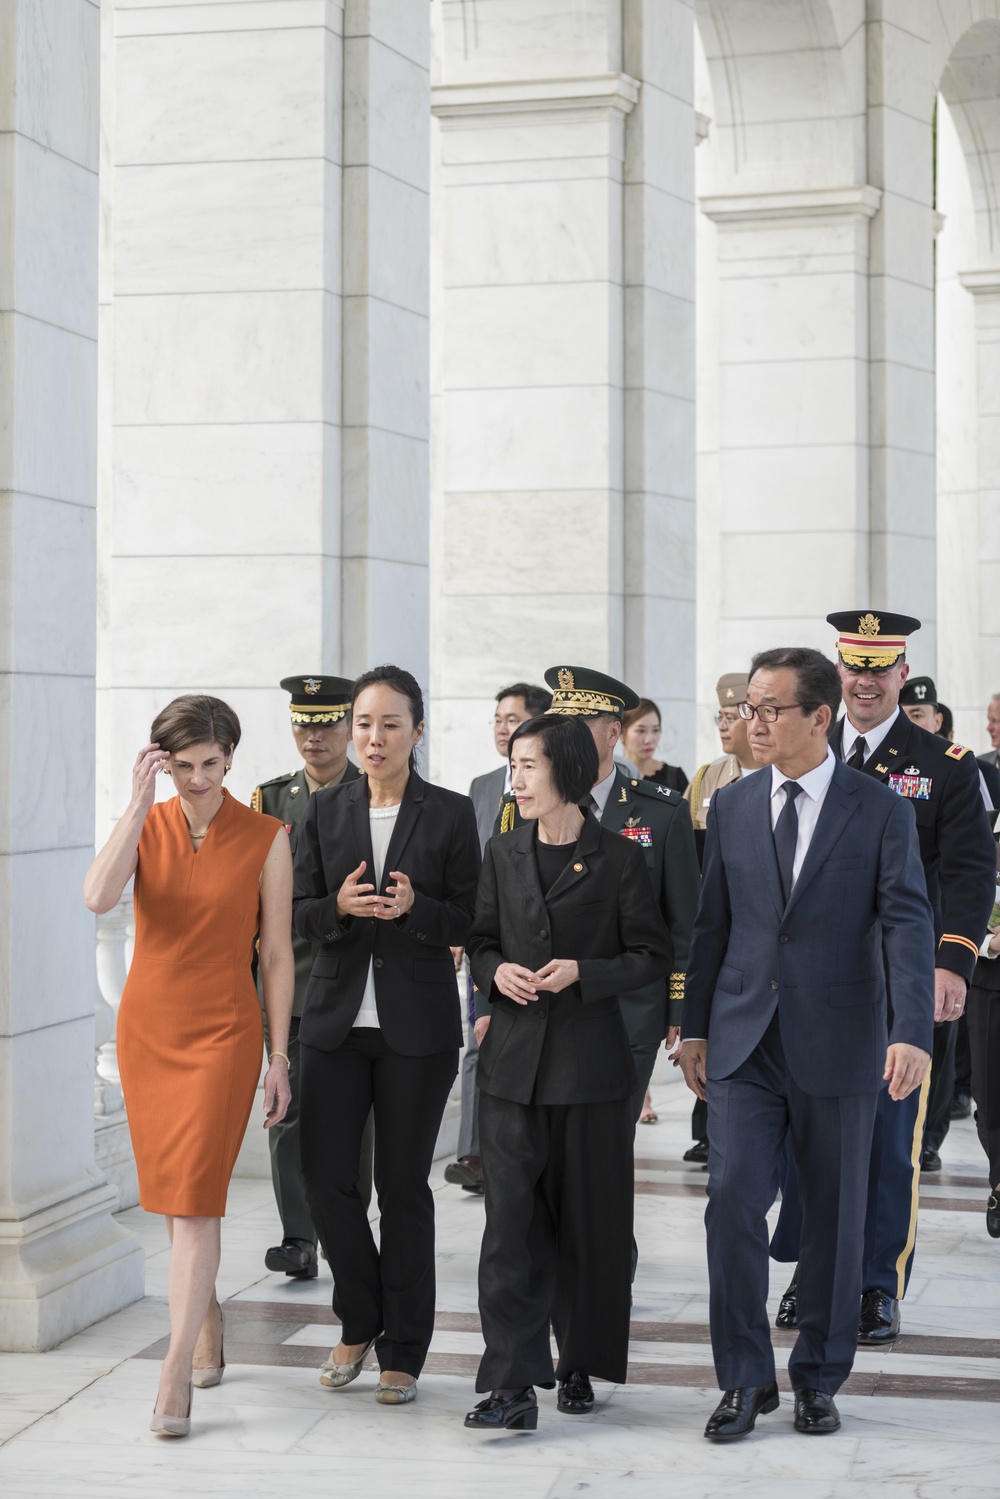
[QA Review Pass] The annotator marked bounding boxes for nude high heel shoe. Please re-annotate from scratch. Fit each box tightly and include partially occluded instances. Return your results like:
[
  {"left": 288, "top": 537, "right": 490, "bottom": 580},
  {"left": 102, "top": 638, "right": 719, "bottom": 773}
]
[
  {"left": 192, "top": 1307, "right": 225, "bottom": 1388},
  {"left": 150, "top": 1381, "right": 192, "bottom": 1437}
]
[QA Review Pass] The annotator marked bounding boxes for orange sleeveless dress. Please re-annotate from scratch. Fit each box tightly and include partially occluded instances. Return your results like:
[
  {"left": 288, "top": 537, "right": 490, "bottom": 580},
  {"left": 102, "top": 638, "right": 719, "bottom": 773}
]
[{"left": 117, "top": 789, "right": 283, "bottom": 1216}]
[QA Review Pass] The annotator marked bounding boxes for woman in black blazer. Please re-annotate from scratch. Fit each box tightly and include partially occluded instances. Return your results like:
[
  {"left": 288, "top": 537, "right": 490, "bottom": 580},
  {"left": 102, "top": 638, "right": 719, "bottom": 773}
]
[
  {"left": 464, "top": 715, "right": 671, "bottom": 1432},
  {"left": 293, "top": 665, "right": 480, "bottom": 1405}
]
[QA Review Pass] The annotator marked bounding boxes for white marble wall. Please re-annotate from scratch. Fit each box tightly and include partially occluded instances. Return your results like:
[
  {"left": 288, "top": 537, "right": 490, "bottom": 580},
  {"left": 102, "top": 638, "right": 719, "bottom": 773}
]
[
  {"left": 430, "top": 0, "right": 696, "bottom": 791},
  {"left": 0, "top": 0, "right": 144, "bottom": 1351}
]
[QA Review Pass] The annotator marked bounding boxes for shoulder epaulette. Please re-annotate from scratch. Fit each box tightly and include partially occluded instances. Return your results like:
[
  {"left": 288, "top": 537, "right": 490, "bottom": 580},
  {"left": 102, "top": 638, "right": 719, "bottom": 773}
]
[
  {"left": 256, "top": 770, "right": 298, "bottom": 789},
  {"left": 251, "top": 785, "right": 262, "bottom": 813},
  {"left": 945, "top": 743, "right": 971, "bottom": 760},
  {"left": 630, "top": 778, "right": 680, "bottom": 804}
]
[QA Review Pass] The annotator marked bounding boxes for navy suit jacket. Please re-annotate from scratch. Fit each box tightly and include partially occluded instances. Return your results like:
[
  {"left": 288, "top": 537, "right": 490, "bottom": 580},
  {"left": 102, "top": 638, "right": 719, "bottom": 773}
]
[{"left": 681, "top": 757, "right": 935, "bottom": 1097}]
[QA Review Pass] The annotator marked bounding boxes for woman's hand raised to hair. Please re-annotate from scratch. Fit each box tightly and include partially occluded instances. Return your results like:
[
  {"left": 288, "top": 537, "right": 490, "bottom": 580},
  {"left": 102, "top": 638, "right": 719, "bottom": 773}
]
[{"left": 131, "top": 743, "right": 169, "bottom": 814}]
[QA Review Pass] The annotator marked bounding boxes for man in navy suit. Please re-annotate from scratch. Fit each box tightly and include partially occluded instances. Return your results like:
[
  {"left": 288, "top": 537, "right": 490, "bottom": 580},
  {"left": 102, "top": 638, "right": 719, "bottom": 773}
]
[{"left": 678, "top": 647, "right": 935, "bottom": 1440}]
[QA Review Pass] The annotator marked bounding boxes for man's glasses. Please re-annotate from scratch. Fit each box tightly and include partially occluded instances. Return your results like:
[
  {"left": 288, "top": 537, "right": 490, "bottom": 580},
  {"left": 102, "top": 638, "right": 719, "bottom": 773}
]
[
  {"left": 714, "top": 713, "right": 740, "bottom": 727},
  {"left": 738, "top": 701, "right": 808, "bottom": 724}
]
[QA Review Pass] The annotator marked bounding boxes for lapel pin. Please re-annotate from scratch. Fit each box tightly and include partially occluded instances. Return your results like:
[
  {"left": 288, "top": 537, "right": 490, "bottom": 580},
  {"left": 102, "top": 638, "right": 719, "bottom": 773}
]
[{"left": 573, "top": 862, "right": 583, "bottom": 873}]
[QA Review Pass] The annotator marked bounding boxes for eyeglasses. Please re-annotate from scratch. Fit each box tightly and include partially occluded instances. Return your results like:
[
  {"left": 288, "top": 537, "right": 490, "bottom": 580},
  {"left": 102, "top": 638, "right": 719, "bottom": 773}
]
[
  {"left": 738, "top": 701, "right": 808, "bottom": 724},
  {"left": 714, "top": 713, "right": 740, "bottom": 726},
  {"left": 492, "top": 715, "right": 528, "bottom": 730}
]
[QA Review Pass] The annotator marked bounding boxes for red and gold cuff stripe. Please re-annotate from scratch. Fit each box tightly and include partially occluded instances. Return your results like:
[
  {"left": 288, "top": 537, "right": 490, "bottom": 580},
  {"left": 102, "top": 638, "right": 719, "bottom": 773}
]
[{"left": 939, "top": 933, "right": 982, "bottom": 962}]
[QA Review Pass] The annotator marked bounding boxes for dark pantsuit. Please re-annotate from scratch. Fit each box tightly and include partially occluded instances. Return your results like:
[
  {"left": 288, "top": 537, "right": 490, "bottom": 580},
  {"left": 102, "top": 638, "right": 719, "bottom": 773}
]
[
  {"left": 299, "top": 1029, "right": 457, "bottom": 1378},
  {"left": 924, "top": 1021, "right": 958, "bottom": 1153},
  {"left": 968, "top": 981, "right": 1000, "bottom": 1183},
  {"left": 476, "top": 1090, "right": 634, "bottom": 1393},
  {"left": 264, "top": 1014, "right": 375, "bottom": 1240},
  {"left": 707, "top": 1018, "right": 877, "bottom": 1394}
]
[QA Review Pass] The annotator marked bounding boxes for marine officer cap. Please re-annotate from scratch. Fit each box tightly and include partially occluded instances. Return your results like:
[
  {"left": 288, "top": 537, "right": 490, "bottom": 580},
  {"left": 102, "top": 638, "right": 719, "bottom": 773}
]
[
  {"left": 900, "top": 675, "right": 938, "bottom": 707},
  {"left": 543, "top": 665, "right": 640, "bottom": 719},
  {"left": 826, "top": 609, "right": 921, "bottom": 671},
  {"left": 716, "top": 672, "right": 750, "bottom": 707},
  {"left": 279, "top": 675, "right": 354, "bottom": 725}
]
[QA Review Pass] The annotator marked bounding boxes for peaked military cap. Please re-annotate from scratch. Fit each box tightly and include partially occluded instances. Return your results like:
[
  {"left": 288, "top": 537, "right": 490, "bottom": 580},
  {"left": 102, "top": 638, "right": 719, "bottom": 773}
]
[
  {"left": 544, "top": 665, "right": 640, "bottom": 719},
  {"left": 716, "top": 672, "right": 749, "bottom": 707},
  {"left": 826, "top": 609, "right": 921, "bottom": 670},
  {"left": 279, "top": 674, "right": 354, "bottom": 725},
  {"left": 900, "top": 675, "right": 938, "bottom": 707}
]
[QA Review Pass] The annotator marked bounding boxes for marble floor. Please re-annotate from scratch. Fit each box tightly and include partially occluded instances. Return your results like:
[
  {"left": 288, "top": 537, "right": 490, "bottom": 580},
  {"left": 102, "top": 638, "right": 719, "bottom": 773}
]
[{"left": 1, "top": 1069, "right": 998, "bottom": 1498}]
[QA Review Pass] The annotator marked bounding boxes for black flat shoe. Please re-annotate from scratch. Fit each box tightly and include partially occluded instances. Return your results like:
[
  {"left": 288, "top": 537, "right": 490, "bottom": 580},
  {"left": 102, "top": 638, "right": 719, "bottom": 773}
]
[
  {"left": 704, "top": 1383, "right": 779, "bottom": 1440},
  {"left": 921, "top": 1147, "right": 942, "bottom": 1173},
  {"left": 987, "top": 1192, "right": 1000, "bottom": 1239},
  {"left": 775, "top": 1269, "right": 798, "bottom": 1330},
  {"left": 683, "top": 1139, "right": 709, "bottom": 1164},
  {"left": 858, "top": 1288, "right": 900, "bottom": 1345},
  {"left": 465, "top": 1388, "right": 537, "bottom": 1431},
  {"left": 265, "top": 1238, "right": 318, "bottom": 1279},
  {"left": 951, "top": 1092, "right": 972, "bottom": 1120},
  {"left": 793, "top": 1388, "right": 840, "bottom": 1434},
  {"left": 557, "top": 1370, "right": 594, "bottom": 1414}
]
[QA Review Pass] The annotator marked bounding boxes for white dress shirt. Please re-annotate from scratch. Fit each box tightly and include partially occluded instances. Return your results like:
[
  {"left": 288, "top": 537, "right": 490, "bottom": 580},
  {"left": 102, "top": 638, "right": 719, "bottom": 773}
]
[
  {"left": 589, "top": 765, "right": 620, "bottom": 818},
  {"left": 770, "top": 747, "right": 838, "bottom": 888},
  {"left": 841, "top": 707, "right": 900, "bottom": 765}
]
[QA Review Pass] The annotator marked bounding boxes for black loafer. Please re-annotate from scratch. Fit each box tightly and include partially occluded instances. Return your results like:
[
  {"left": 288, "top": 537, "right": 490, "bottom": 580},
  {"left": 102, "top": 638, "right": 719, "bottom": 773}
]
[
  {"left": 704, "top": 1383, "right": 779, "bottom": 1440},
  {"left": 987, "top": 1192, "right": 1000, "bottom": 1239},
  {"left": 858, "top": 1288, "right": 900, "bottom": 1345},
  {"left": 556, "top": 1370, "right": 594, "bottom": 1414},
  {"left": 683, "top": 1139, "right": 709, "bottom": 1164},
  {"left": 921, "top": 1147, "right": 942, "bottom": 1173},
  {"left": 465, "top": 1388, "right": 537, "bottom": 1431},
  {"left": 265, "top": 1238, "right": 318, "bottom": 1279},
  {"left": 793, "top": 1388, "right": 840, "bottom": 1434},
  {"left": 775, "top": 1269, "right": 798, "bottom": 1330},
  {"left": 951, "top": 1092, "right": 972, "bottom": 1120}
]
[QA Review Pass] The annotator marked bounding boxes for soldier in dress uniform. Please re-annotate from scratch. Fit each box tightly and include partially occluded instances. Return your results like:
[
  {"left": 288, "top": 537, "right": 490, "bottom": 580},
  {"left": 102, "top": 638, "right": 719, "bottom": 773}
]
[
  {"left": 770, "top": 613, "right": 996, "bottom": 1344},
  {"left": 493, "top": 667, "right": 700, "bottom": 1134},
  {"left": 686, "top": 673, "right": 759, "bottom": 832},
  {"left": 252, "top": 676, "right": 374, "bottom": 1280}
]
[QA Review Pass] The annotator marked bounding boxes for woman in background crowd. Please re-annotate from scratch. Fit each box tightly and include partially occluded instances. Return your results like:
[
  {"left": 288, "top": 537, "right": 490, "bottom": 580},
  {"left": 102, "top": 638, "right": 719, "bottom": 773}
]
[{"left": 621, "top": 697, "right": 688, "bottom": 792}]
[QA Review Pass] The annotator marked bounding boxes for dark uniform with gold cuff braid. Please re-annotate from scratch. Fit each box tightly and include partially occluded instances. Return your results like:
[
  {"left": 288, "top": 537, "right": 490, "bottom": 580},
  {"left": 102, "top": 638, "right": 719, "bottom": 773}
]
[
  {"left": 493, "top": 666, "right": 700, "bottom": 1123},
  {"left": 252, "top": 676, "right": 373, "bottom": 1280},
  {"left": 770, "top": 614, "right": 996, "bottom": 1344}
]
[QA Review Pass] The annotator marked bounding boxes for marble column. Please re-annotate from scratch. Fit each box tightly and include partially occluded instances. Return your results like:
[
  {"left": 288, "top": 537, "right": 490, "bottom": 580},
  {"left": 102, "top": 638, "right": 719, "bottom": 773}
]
[
  {"left": 431, "top": 0, "right": 696, "bottom": 790},
  {"left": 0, "top": 0, "right": 144, "bottom": 1351}
]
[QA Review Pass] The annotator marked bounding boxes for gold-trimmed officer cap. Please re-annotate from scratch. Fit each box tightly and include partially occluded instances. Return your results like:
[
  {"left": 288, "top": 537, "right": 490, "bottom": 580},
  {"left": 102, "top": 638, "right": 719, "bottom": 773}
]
[
  {"left": 716, "top": 672, "right": 750, "bottom": 707},
  {"left": 543, "top": 665, "right": 640, "bottom": 719},
  {"left": 826, "top": 610, "right": 921, "bottom": 671},
  {"left": 900, "top": 675, "right": 938, "bottom": 707},
  {"left": 279, "top": 675, "right": 354, "bottom": 725}
]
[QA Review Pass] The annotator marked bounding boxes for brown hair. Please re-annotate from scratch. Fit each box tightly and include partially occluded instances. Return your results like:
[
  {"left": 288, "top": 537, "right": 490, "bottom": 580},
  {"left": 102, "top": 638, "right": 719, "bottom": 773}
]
[
  {"left": 150, "top": 695, "right": 241, "bottom": 758},
  {"left": 622, "top": 697, "right": 661, "bottom": 736}
]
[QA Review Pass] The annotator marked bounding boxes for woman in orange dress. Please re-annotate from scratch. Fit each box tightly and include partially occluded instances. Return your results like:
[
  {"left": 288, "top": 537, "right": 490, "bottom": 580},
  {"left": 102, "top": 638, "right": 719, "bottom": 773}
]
[{"left": 84, "top": 695, "right": 293, "bottom": 1438}]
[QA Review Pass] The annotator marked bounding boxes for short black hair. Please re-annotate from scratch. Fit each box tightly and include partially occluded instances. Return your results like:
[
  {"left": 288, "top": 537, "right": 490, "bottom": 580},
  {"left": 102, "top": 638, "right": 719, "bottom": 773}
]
[
  {"left": 496, "top": 682, "right": 552, "bottom": 716},
  {"left": 749, "top": 647, "right": 842, "bottom": 733},
  {"left": 508, "top": 714, "right": 599, "bottom": 804},
  {"left": 352, "top": 664, "right": 425, "bottom": 771}
]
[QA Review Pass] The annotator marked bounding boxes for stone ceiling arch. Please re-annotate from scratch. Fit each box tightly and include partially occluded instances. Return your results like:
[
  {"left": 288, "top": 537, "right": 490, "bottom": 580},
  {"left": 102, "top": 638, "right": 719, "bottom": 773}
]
[{"left": 937, "top": 10, "right": 1000, "bottom": 262}]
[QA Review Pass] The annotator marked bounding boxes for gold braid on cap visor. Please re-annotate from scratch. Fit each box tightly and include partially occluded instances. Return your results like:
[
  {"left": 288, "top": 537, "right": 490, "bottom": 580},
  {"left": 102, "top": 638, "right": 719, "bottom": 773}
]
[
  {"left": 836, "top": 634, "right": 907, "bottom": 670},
  {"left": 547, "top": 689, "right": 625, "bottom": 716},
  {"left": 289, "top": 703, "right": 350, "bottom": 724}
]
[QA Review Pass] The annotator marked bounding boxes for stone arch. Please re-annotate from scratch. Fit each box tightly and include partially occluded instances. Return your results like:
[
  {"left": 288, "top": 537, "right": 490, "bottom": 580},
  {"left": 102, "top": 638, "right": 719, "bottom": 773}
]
[{"left": 938, "top": 15, "right": 1000, "bottom": 261}]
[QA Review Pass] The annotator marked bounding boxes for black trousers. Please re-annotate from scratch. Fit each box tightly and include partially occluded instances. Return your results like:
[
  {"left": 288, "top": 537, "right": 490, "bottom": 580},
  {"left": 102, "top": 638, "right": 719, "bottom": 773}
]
[
  {"left": 707, "top": 1017, "right": 877, "bottom": 1394},
  {"left": 476, "top": 1090, "right": 634, "bottom": 1393},
  {"left": 968, "top": 982, "right": 1000, "bottom": 1184},
  {"left": 299, "top": 1029, "right": 457, "bottom": 1377},
  {"left": 924, "top": 1020, "right": 958, "bottom": 1153}
]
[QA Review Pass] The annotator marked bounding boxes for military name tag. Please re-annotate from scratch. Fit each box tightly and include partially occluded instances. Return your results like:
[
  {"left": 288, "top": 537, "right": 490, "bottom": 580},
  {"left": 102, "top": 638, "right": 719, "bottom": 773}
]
[
  {"left": 621, "top": 824, "right": 653, "bottom": 849},
  {"left": 888, "top": 771, "right": 932, "bottom": 800}
]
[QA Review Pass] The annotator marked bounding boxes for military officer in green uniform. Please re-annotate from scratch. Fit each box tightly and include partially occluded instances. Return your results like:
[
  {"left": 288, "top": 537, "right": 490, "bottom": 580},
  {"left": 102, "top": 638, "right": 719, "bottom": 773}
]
[
  {"left": 252, "top": 675, "right": 374, "bottom": 1280},
  {"left": 494, "top": 666, "right": 701, "bottom": 1123}
]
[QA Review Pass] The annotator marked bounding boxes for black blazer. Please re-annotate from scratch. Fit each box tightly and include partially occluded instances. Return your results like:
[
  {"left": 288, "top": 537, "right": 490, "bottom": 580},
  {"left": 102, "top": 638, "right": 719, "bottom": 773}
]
[
  {"left": 292, "top": 771, "right": 481, "bottom": 1056},
  {"left": 468, "top": 813, "right": 672, "bottom": 1105}
]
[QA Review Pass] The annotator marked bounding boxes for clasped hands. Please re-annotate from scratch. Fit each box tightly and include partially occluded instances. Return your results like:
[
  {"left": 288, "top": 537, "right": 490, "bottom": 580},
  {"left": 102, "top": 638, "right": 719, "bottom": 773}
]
[
  {"left": 494, "top": 959, "right": 580, "bottom": 1003},
  {"left": 336, "top": 859, "right": 415, "bottom": 921}
]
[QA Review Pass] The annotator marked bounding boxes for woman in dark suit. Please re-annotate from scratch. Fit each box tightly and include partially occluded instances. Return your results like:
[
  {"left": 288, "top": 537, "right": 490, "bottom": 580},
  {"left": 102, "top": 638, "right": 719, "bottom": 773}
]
[
  {"left": 464, "top": 715, "right": 671, "bottom": 1431},
  {"left": 293, "top": 665, "right": 480, "bottom": 1405}
]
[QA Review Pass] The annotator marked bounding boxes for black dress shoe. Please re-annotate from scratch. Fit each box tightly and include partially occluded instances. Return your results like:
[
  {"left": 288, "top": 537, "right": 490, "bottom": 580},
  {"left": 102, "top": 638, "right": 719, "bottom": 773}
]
[
  {"left": 775, "top": 1269, "right": 798, "bottom": 1330},
  {"left": 858, "top": 1288, "right": 900, "bottom": 1344},
  {"left": 684, "top": 1139, "right": 709, "bottom": 1164},
  {"left": 704, "top": 1383, "right": 779, "bottom": 1440},
  {"left": 465, "top": 1388, "right": 537, "bottom": 1431},
  {"left": 921, "top": 1147, "right": 942, "bottom": 1172},
  {"left": 951, "top": 1091, "right": 972, "bottom": 1120},
  {"left": 793, "top": 1388, "right": 840, "bottom": 1434},
  {"left": 556, "top": 1370, "right": 594, "bottom": 1414},
  {"left": 444, "top": 1155, "right": 485, "bottom": 1193},
  {"left": 987, "top": 1192, "right": 1000, "bottom": 1239},
  {"left": 265, "top": 1238, "right": 318, "bottom": 1279}
]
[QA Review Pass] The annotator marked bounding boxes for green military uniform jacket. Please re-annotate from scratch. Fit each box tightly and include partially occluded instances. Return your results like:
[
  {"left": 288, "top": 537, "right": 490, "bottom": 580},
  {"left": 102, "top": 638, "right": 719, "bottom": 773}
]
[
  {"left": 252, "top": 762, "right": 361, "bottom": 1015},
  {"left": 495, "top": 768, "right": 700, "bottom": 1032}
]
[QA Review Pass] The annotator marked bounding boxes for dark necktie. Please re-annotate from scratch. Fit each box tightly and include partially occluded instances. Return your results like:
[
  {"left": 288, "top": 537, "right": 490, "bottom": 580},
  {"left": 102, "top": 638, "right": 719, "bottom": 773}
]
[
  {"left": 845, "top": 735, "right": 868, "bottom": 770},
  {"left": 586, "top": 794, "right": 600, "bottom": 816},
  {"left": 773, "top": 781, "right": 803, "bottom": 905}
]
